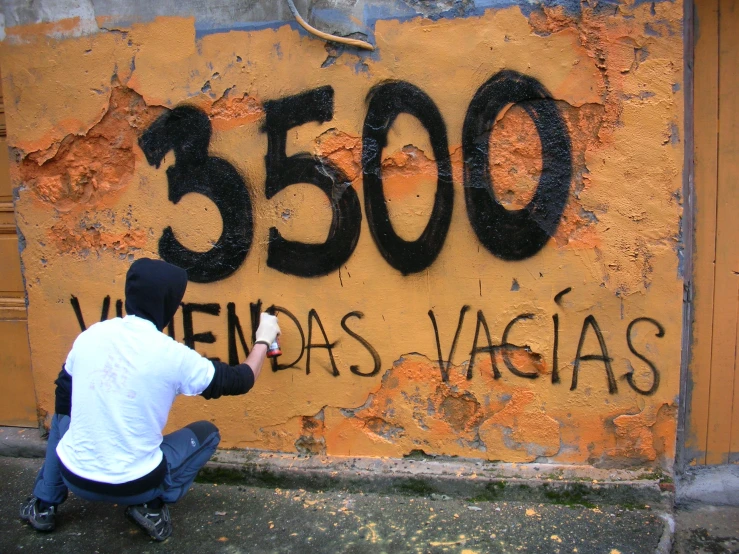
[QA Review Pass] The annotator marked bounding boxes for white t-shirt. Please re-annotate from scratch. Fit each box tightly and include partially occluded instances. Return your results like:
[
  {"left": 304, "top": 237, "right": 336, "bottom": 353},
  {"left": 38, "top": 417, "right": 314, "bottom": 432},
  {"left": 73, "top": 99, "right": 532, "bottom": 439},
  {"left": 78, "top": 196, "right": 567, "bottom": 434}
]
[{"left": 56, "top": 315, "right": 215, "bottom": 484}]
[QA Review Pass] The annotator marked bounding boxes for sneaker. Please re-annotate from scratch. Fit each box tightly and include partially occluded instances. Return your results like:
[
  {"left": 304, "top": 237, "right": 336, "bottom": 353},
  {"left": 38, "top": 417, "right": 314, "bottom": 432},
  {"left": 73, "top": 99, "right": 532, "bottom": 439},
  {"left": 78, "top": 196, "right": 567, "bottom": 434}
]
[
  {"left": 125, "top": 502, "right": 172, "bottom": 541},
  {"left": 19, "top": 497, "right": 56, "bottom": 532}
]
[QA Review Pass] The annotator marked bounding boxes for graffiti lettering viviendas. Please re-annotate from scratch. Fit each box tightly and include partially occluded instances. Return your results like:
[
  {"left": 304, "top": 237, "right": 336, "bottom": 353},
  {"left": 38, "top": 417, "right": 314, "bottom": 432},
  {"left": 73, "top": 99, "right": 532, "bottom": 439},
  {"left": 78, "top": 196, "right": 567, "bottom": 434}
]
[
  {"left": 69, "top": 295, "right": 665, "bottom": 394},
  {"left": 141, "top": 71, "right": 573, "bottom": 283}
]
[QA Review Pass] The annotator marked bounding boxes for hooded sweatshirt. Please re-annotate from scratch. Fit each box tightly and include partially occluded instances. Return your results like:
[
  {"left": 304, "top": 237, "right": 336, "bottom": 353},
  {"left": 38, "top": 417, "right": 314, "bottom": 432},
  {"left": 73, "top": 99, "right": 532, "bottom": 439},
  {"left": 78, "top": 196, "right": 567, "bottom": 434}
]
[
  {"left": 55, "top": 258, "right": 253, "bottom": 492},
  {"left": 125, "top": 257, "right": 188, "bottom": 332}
]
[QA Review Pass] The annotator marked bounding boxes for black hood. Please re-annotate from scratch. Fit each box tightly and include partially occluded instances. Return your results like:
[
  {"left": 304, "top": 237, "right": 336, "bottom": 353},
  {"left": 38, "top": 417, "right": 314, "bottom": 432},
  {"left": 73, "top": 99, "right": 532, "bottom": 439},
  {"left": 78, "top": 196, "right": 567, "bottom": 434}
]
[{"left": 125, "top": 258, "right": 187, "bottom": 331}]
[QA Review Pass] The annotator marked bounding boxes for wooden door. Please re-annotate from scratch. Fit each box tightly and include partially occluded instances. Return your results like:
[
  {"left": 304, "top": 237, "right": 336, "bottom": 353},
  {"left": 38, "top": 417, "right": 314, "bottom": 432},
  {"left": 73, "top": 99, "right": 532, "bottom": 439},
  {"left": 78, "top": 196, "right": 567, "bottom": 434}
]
[
  {"left": 0, "top": 68, "right": 37, "bottom": 427},
  {"left": 688, "top": 0, "right": 739, "bottom": 465}
]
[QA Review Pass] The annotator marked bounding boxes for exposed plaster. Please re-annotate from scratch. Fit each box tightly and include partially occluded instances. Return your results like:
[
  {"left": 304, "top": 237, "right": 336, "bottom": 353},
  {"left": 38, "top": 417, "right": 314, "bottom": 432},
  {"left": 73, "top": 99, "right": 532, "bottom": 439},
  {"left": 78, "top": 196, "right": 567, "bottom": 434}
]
[{"left": 3, "top": 1, "right": 685, "bottom": 471}]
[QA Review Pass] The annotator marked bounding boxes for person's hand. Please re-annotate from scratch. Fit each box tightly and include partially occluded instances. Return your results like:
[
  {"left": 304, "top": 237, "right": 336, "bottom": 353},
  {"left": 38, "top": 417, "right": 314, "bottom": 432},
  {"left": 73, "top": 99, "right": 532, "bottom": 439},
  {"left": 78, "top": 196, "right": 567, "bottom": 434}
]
[{"left": 255, "top": 313, "right": 280, "bottom": 345}]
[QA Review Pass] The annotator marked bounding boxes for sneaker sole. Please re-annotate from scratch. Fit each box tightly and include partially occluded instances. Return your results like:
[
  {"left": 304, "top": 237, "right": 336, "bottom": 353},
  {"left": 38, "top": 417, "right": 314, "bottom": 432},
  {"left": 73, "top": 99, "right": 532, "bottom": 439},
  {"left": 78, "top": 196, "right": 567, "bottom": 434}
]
[
  {"left": 19, "top": 513, "right": 54, "bottom": 532},
  {"left": 125, "top": 507, "right": 171, "bottom": 541}
]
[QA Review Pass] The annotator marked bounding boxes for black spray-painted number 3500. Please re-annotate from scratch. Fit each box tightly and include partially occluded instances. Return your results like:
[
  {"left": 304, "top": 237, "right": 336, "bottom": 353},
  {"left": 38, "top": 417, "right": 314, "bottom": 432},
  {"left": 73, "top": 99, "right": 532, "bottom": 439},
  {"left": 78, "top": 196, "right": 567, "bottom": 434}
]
[{"left": 140, "top": 70, "right": 572, "bottom": 283}]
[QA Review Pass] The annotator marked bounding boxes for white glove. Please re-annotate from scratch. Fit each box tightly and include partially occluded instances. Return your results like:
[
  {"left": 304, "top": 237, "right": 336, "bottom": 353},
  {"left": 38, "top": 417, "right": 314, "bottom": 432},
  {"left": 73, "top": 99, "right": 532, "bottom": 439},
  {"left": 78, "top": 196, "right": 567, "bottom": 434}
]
[{"left": 255, "top": 313, "right": 280, "bottom": 345}]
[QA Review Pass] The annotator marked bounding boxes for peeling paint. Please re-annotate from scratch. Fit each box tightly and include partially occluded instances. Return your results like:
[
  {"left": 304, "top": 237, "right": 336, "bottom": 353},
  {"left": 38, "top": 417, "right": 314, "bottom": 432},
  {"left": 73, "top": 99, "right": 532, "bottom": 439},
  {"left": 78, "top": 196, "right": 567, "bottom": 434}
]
[
  {"left": 209, "top": 91, "right": 264, "bottom": 131},
  {"left": 17, "top": 87, "right": 162, "bottom": 211},
  {"left": 2, "top": 1, "right": 684, "bottom": 472},
  {"left": 48, "top": 219, "right": 146, "bottom": 257}
]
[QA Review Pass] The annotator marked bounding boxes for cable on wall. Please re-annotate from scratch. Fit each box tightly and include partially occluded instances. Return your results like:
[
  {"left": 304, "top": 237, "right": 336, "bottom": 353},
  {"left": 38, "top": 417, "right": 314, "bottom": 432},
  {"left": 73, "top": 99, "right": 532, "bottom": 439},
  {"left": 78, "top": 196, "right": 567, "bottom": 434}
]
[{"left": 285, "top": 0, "right": 375, "bottom": 51}]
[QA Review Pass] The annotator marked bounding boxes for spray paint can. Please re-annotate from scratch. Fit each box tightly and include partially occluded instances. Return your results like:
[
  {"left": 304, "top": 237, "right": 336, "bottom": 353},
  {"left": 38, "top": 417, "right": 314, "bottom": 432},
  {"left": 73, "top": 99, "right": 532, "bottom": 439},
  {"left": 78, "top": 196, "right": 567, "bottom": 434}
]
[
  {"left": 266, "top": 339, "right": 282, "bottom": 358},
  {"left": 265, "top": 305, "right": 281, "bottom": 358}
]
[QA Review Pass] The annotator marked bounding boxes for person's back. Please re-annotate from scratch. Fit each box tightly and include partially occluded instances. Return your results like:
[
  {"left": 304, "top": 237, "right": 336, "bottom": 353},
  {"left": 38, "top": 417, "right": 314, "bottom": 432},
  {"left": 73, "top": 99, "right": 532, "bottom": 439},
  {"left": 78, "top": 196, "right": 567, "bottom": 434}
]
[
  {"left": 20, "top": 258, "right": 281, "bottom": 541},
  {"left": 58, "top": 314, "right": 213, "bottom": 485}
]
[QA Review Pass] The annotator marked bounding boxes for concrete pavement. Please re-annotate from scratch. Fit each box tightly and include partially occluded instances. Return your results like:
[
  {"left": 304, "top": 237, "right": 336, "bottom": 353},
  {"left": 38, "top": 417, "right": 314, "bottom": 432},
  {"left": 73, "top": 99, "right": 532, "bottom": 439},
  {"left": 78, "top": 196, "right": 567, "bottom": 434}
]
[
  {"left": 1, "top": 456, "right": 672, "bottom": 554},
  {"left": 672, "top": 504, "right": 739, "bottom": 554}
]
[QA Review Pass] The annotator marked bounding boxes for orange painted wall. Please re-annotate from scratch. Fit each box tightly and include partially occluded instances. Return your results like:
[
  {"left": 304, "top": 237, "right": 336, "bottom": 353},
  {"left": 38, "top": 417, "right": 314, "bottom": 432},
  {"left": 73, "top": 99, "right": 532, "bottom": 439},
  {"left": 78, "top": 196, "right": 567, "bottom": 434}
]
[{"left": 1, "top": 3, "right": 684, "bottom": 469}]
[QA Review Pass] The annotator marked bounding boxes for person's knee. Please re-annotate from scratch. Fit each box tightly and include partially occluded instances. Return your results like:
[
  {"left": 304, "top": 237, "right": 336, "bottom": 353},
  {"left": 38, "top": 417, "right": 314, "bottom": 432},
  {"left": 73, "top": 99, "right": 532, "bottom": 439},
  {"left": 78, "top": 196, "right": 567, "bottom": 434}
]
[{"left": 185, "top": 421, "right": 219, "bottom": 444}]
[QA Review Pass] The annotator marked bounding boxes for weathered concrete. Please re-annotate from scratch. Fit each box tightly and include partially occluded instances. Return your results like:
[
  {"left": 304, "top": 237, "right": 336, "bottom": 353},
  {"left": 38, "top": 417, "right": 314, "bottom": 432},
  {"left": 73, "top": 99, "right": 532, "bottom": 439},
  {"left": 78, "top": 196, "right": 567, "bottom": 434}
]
[
  {"left": 202, "top": 448, "right": 673, "bottom": 509},
  {"left": 676, "top": 465, "right": 739, "bottom": 507},
  {"left": 0, "top": 426, "right": 673, "bottom": 509},
  {"left": 0, "top": 426, "right": 45, "bottom": 459},
  {"left": 672, "top": 504, "right": 739, "bottom": 554},
  {"left": 1, "top": 456, "right": 670, "bottom": 553},
  {"left": 1, "top": 0, "right": 514, "bottom": 40}
]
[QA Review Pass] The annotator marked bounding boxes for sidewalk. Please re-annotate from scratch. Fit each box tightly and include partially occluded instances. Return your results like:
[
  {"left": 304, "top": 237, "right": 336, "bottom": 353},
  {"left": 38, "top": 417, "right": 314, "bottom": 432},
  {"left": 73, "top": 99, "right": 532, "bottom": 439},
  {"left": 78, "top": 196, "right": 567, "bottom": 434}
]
[
  {"left": 1, "top": 456, "right": 671, "bottom": 554},
  {"left": 2, "top": 425, "right": 738, "bottom": 553},
  {"left": 672, "top": 504, "right": 739, "bottom": 554}
]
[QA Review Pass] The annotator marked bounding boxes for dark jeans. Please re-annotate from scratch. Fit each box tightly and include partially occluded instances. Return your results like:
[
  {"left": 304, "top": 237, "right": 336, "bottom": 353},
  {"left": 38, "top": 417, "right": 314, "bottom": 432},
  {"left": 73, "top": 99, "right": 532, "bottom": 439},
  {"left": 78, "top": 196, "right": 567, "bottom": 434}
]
[{"left": 33, "top": 414, "right": 220, "bottom": 506}]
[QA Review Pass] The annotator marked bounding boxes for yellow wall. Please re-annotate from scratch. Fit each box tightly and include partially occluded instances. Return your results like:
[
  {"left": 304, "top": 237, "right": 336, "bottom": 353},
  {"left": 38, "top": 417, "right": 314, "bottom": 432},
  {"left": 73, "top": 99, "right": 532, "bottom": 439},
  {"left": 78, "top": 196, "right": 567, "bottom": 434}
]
[
  {"left": 1, "top": 3, "right": 684, "bottom": 469},
  {"left": 0, "top": 67, "right": 38, "bottom": 427},
  {"left": 688, "top": 0, "right": 739, "bottom": 465}
]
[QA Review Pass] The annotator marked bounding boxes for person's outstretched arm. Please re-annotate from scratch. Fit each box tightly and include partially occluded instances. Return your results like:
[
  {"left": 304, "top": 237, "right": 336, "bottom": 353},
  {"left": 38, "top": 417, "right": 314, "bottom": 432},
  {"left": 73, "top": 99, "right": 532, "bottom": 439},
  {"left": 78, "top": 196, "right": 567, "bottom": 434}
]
[{"left": 200, "top": 313, "right": 280, "bottom": 399}]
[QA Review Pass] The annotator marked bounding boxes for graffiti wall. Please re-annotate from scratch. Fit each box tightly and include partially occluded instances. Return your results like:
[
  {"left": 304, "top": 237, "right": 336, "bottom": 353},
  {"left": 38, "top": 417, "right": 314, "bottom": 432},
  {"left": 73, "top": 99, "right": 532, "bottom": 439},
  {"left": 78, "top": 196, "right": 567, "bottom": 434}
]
[{"left": 1, "top": 0, "right": 684, "bottom": 469}]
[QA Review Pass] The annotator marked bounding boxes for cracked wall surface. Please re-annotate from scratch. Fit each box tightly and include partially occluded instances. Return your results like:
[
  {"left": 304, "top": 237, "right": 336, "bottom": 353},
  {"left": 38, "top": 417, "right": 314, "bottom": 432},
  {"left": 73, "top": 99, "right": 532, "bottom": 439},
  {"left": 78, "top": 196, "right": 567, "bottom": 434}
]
[{"left": 1, "top": 0, "right": 684, "bottom": 470}]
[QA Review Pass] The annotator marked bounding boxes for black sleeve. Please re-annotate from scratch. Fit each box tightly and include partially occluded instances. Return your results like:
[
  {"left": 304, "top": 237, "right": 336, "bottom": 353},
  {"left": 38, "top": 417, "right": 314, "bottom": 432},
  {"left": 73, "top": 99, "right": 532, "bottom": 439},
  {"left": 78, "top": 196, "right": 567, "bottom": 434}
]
[
  {"left": 54, "top": 365, "right": 73, "bottom": 416},
  {"left": 200, "top": 361, "right": 255, "bottom": 400}
]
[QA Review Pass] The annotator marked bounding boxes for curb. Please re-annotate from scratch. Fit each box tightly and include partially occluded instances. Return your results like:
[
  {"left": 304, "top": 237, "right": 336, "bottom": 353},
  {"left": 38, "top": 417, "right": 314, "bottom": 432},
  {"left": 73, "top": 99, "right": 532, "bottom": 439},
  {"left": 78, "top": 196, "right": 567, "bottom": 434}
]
[
  {"left": 201, "top": 449, "right": 673, "bottom": 508},
  {"left": 654, "top": 512, "right": 675, "bottom": 554},
  {"left": 0, "top": 426, "right": 45, "bottom": 459},
  {"left": 1, "top": 426, "right": 673, "bottom": 509}
]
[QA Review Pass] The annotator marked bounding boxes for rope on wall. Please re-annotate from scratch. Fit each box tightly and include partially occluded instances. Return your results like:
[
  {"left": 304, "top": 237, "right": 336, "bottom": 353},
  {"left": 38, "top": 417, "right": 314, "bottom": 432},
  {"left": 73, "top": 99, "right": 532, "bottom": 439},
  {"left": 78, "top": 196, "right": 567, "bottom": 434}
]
[{"left": 285, "top": 0, "right": 375, "bottom": 51}]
